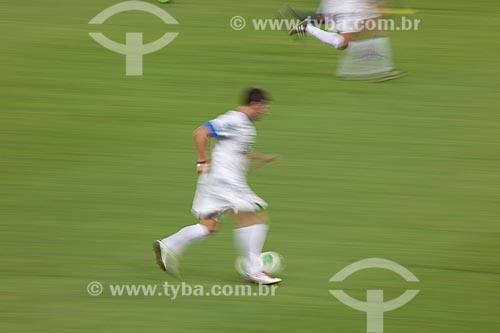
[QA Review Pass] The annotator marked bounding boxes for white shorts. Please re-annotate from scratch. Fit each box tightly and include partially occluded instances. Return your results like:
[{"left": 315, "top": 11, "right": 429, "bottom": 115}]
[
  {"left": 329, "top": 13, "right": 380, "bottom": 33},
  {"left": 320, "top": 0, "right": 380, "bottom": 33},
  {"left": 191, "top": 174, "right": 267, "bottom": 220}
]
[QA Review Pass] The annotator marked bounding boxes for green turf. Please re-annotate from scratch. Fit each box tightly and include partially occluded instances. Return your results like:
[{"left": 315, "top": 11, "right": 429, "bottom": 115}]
[{"left": 1, "top": 0, "right": 500, "bottom": 332}]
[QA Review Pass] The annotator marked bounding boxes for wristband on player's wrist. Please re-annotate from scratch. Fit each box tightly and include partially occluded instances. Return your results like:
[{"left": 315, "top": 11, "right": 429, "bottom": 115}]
[{"left": 196, "top": 160, "right": 207, "bottom": 165}]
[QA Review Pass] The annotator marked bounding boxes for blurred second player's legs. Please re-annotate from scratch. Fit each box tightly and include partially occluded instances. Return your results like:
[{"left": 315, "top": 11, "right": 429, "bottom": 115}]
[
  {"left": 337, "top": 36, "right": 402, "bottom": 81},
  {"left": 286, "top": 0, "right": 406, "bottom": 82}
]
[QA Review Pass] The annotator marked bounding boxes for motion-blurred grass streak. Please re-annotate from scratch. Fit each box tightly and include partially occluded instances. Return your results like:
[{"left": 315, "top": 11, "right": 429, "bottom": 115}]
[{"left": 1, "top": 0, "right": 499, "bottom": 332}]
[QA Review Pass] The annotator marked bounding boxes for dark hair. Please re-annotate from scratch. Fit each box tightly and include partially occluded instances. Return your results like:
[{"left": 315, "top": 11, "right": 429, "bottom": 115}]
[{"left": 243, "top": 88, "right": 270, "bottom": 106}]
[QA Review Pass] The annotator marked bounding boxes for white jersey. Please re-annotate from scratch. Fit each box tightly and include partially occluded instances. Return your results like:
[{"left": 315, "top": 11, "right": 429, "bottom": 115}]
[
  {"left": 192, "top": 110, "right": 265, "bottom": 219},
  {"left": 205, "top": 110, "right": 256, "bottom": 186}
]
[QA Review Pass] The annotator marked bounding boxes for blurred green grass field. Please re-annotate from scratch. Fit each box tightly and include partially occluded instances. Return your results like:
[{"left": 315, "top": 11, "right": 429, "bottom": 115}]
[{"left": 1, "top": 0, "right": 500, "bottom": 332}]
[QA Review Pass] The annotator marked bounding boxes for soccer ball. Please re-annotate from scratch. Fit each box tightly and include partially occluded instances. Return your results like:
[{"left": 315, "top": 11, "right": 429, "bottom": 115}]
[
  {"left": 235, "top": 251, "right": 284, "bottom": 276},
  {"left": 261, "top": 251, "right": 284, "bottom": 275}
]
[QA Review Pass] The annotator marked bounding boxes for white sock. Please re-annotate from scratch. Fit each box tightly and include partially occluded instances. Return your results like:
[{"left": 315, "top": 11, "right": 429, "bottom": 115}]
[
  {"left": 162, "top": 224, "right": 210, "bottom": 255},
  {"left": 233, "top": 224, "right": 269, "bottom": 275},
  {"left": 306, "top": 25, "right": 345, "bottom": 49}
]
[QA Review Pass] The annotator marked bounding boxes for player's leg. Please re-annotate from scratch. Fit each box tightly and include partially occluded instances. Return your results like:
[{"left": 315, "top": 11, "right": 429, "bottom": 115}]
[
  {"left": 153, "top": 177, "right": 224, "bottom": 274},
  {"left": 287, "top": 4, "right": 406, "bottom": 81},
  {"left": 288, "top": 0, "right": 353, "bottom": 49},
  {"left": 160, "top": 218, "right": 214, "bottom": 255},
  {"left": 153, "top": 218, "right": 213, "bottom": 275},
  {"left": 289, "top": 18, "right": 351, "bottom": 49},
  {"left": 161, "top": 176, "right": 225, "bottom": 256},
  {"left": 334, "top": 2, "right": 405, "bottom": 80},
  {"left": 308, "top": 26, "right": 352, "bottom": 49},
  {"left": 233, "top": 210, "right": 281, "bottom": 284},
  {"left": 336, "top": 25, "right": 406, "bottom": 81},
  {"left": 233, "top": 211, "right": 268, "bottom": 276}
]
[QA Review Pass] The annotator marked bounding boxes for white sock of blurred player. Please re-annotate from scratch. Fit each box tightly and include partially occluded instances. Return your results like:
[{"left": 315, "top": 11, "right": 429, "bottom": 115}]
[
  {"left": 234, "top": 224, "right": 269, "bottom": 275},
  {"left": 161, "top": 223, "right": 210, "bottom": 255},
  {"left": 305, "top": 25, "right": 346, "bottom": 48}
]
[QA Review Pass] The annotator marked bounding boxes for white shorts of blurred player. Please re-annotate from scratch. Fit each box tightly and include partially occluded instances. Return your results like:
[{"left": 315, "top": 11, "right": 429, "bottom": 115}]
[
  {"left": 192, "top": 174, "right": 267, "bottom": 220},
  {"left": 319, "top": 0, "right": 395, "bottom": 77},
  {"left": 319, "top": 0, "right": 379, "bottom": 33}
]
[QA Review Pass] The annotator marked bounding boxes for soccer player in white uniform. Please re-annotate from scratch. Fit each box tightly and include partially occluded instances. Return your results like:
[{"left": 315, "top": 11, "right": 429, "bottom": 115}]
[
  {"left": 288, "top": 0, "right": 405, "bottom": 81},
  {"left": 153, "top": 88, "right": 282, "bottom": 284}
]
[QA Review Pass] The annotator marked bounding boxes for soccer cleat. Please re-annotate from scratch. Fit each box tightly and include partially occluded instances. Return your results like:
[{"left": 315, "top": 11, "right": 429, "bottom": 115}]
[
  {"left": 247, "top": 271, "right": 282, "bottom": 285},
  {"left": 279, "top": 5, "right": 300, "bottom": 20},
  {"left": 288, "top": 18, "right": 309, "bottom": 37},
  {"left": 280, "top": 6, "right": 317, "bottom": 22},
  {"left": 152, "top": 240, "right": 179, "bottom": 275},
  {"left": 235, "top": 256, "right": 247, "bottom": 277}
]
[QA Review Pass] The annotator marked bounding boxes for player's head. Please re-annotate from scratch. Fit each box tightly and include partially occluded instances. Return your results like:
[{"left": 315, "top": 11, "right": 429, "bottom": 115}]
[{"left": 242, "top": 88, "right": 271, "bottom": 120}]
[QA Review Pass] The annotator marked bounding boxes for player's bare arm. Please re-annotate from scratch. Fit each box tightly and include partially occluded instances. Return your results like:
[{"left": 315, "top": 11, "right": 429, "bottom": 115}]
[
  {"left": 248, "top": 152, "right": 280, "bottom": 163},
  {"left": 193, "top": 125, "right": 211, "bottom": 173},
  {"left": 247, "top": 152, "right": 280, "bottom": 171}
]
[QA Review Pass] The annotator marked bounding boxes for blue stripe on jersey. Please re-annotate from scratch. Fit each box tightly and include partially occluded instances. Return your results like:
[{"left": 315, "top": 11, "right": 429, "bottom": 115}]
[{"left": 204, "top": 121, "right": 220, "bottom": 138}]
